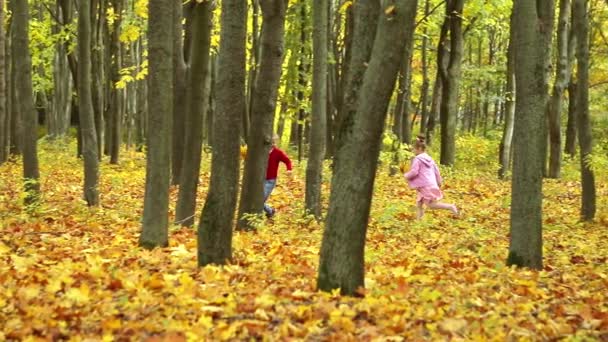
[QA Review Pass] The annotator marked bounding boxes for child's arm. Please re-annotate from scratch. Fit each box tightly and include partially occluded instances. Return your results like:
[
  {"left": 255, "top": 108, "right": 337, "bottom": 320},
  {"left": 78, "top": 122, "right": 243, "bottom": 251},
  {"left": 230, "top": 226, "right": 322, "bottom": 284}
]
[
  {"left": 404, "top": 158, "right": 420, "bottom": 180},
  {"left": 279, "top": 149, "right": 293, "bottom": 171},
  {"left": 433, "top": 163, "right": 443, "bottom": 186}
]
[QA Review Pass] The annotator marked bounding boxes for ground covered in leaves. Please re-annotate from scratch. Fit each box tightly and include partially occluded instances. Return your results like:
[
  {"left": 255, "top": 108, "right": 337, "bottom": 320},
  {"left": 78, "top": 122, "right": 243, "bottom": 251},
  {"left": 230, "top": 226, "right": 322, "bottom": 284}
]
[{"left": 1, "top": 139, "right": 607, "bottom": 341}]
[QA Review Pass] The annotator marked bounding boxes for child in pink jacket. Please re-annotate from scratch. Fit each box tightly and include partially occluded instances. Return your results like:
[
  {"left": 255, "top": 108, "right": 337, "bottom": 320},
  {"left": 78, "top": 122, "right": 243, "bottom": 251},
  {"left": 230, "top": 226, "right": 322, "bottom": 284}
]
[{"left": 404, "top": 135, "right": 458, "bottom": 219}]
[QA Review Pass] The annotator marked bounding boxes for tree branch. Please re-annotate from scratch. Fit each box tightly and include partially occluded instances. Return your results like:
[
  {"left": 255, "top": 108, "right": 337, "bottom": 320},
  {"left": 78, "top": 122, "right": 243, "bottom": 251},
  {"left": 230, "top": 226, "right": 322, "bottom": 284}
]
[{"left": 415, "top": 0, "right": 446, "bottom": 28}]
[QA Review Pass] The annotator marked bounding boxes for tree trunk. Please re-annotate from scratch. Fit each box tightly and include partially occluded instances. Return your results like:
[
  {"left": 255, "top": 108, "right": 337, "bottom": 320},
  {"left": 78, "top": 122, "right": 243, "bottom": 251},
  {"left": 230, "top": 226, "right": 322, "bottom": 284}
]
[
  {"left": 499, "top": 13, "right": 516, "bottom": 180},
  {"left": 572, "top": 0, "right": 595, "bottom": 221},
  {"left": 109, "top": 0, "right": 123, "bottom": 164},
  {"left": 564, "top": 8, "right": 577, "bottom": 158},
  {"left": 547, "top": 0, "right": 572, "bottom": 178},
  {"left": 325, "top": 0, "right": 336, "bottom": 160},
  {"left": 77, "top": 0, "right": 100, "bottom": 206},
  {"left": 565, "top": 80, "right": 577, "bottom": 156},
  {"left": 91, "top": 0, "right": 105, "bottom": 159},
  {"left": 507, "top": 0, "right": 554, "bottom": 270},
  {"left": 427, "top": 18, "right": 449, "bottom": 146},
  {"left": 199, "top": 0, "right": 246, "bottom": 265},
  {"left": 49, "top": 2, "right": 71, "bottom": 139},
  {"left": 0, "top": 0, "right": 6, "bottom": 164},
  {"left": 398, "top": 0, "right": 418, "bottom": 144},
  {"left": 14, "top": 0, "right": 40, "bottom": 204},
  {"left": 305, "top": 0, "right": 327, "bottom": 219},
  {"left": 139, "top": 0, "right": 174, "bottom": 249},
  {"left": 419, "top": 0, "right": 430, "bottom": 135},
  {"left": 335, "top": 0, "right": 380, "bottom": 151},
  {"left": 237, "top": 0, "right": 287, "bottom": 229},
  {"left": 439, "top": 0, "right": 464, "bottom": 166},
  {"left": 172, "top": 1, "right": 188, "bottom": 185},
  {"left": 9, "top": 1, "right": 22, "bottom": 157},
  {"left": 175, "top": 2, "right": 213, "bottom": 228},
  {"left": 245, "top": 0, "right": 260, "bottom": 144},
  {"left": 204, "top": 53, "right": 217, "bottom": 146},
  {"left": 317, "top": 0, "right": 417, "bottom": 296}
]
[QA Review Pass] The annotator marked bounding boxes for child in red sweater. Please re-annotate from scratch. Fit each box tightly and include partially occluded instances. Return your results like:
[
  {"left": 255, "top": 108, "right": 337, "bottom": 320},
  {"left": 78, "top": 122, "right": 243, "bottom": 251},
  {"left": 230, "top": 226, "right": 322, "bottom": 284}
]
[{"left": 264, "top": 134, "right": 292, "bottom": 218}]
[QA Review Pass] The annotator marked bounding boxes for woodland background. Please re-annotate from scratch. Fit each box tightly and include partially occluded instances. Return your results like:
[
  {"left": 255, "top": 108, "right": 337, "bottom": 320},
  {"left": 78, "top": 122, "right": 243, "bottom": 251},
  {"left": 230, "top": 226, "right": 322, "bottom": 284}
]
[{"left": 0, "top": 0, "right": 607, "bottom": 340}]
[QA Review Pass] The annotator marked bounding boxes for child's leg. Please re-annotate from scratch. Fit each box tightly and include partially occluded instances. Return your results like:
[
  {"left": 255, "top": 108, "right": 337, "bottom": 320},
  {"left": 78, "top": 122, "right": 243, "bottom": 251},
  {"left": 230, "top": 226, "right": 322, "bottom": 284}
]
[
  {"left": 427, "top": 201, "right": 458, "bottom": 215},
  {"left": 416, "top": 201, "right": 425, "bottom": 219}
]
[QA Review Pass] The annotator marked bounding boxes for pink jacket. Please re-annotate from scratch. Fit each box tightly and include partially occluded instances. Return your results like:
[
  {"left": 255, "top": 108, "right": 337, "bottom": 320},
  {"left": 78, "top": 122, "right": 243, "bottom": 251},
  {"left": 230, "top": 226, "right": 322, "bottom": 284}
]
[{"left": 404, "top": 153, "right": 442, "bottom": 189}]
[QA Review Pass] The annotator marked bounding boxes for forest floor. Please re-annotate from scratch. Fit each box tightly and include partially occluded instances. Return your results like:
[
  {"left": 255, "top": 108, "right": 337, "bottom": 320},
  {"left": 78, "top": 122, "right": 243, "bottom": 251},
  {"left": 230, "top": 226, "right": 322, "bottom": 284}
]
[{"left": 0, "top": 138, "right": 607, "bottom": 341}]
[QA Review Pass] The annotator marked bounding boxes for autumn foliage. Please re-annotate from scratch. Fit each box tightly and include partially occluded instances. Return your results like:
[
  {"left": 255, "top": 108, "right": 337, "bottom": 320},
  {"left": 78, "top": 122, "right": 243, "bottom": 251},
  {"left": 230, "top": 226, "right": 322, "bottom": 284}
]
[{"left": 0, "top": 139, "right": 607, "bottom": 340}]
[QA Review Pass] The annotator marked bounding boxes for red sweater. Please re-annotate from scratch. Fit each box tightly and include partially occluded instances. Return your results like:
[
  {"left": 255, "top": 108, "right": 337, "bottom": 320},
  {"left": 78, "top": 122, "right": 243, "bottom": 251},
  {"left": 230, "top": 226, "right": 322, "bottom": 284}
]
[{"left": 266, "top": 147, "right": 292, "bottom": 180}]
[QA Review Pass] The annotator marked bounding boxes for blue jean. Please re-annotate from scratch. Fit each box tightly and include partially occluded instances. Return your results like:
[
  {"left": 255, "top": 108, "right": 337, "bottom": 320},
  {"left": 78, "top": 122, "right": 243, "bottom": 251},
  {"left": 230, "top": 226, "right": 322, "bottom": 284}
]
[{"left": 263, "top": 179, "right": 277, "bottom": 215}]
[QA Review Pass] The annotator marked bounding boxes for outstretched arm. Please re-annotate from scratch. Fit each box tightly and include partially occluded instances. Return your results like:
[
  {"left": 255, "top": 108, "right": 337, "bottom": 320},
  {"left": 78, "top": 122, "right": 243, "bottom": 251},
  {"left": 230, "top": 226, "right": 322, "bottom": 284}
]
[{"left": 278, "top": 149, "right": 292, "bottom": 171}]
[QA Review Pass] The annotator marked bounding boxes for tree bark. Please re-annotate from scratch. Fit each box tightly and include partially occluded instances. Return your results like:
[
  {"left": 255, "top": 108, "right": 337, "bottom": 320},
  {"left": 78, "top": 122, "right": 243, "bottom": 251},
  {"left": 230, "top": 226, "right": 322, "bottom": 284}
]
[
  {"left": 547, "top": 0, "right": 572, "bottom": 178},
  {"left": 439, "top": 0, "right": 464, "bottom": 166},
  {"left": 305, "top": 0, "right": 328, "bottom": 219},
  {"left": 109, "top": 0, "right": 123, "bottom": 164},
  {"left": 392, "top": 0, "right": 417, "bottom": 144},
  {"left": 175, "top": 2, "right": 213, "bottom": 228},
  {"left": 14, "top": 0, "right": 40, "bottom": 204},
  {"left": 565, "top": 80, "right": 577, "bottom": 156},
  {"left": 172, "top": 1, "right": 188, "bottom": 185},
  {"left": 499, "top": 13, "right": 516, "bottom": 180},
  {"left": 419, "top": 0, "right": 430, "bottom": 135},
  {"left": 91, "top": 0, "right": 105, "bottom": 159},
  {"left": 199, "top": 0, "right": 246, "bottom": 265},
  {"left": 77, "top": 0, "right": 100, "bottom": 206},
  {"left": 335, "top": 0, "right": 380, "bottom": 151},
  {"left": 0, "top": 0, "right": 6, "bottom": 163},
  {"left": 564, "top": 7, "right": 577, "bottom": 158},
  {"left": 49, "top": 2, "right": 71, "bottom": 139},
  {"left": 139, "top": 0, "right": 174, "bottom": 249},
  {"left": 507, "top": 0, "right": 554, "bottom": 270},
  {"left": 237, "top": 0, "right": 287, "bottom": 229},
  {"left": 244, "top": 0, "right": 260, "bottom": 144},
  {"left": 317, "top": 0, "right": 417, "bottom": 296},
  {"left": 9, "top": 0, "right": 22, "bottom": 157},
  {"left": 427, "top": 18, "right": 449, "bottom": 146},
  {"left": 572, "top": 0, "right": 595, "bottom": 221}
]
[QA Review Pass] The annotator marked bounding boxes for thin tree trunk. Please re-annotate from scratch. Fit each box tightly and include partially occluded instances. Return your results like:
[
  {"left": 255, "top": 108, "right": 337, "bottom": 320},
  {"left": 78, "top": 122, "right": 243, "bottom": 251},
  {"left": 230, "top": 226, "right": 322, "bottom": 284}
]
[
  {"left": 305, "top": 0, "right": 328, "bottom": 219},
  {"left": 547, "top": 0, "right": 572, "bottom": 178},
  {"left": 91, "top": 0, "right": 104, "bottom": 159},
  {"left": 507, "top": 0, "right": 554, "bottom": 270},
  {"left": 14, "top": 0, "right": 40, "bottom": 204},
  {"left": 427, "top": 18, "right": 449, "bottom": 146},
  {"left": 109, "top": 0, "right": 123, "bottom": 164},
  {"left": 499, "top": 13, "right": 516, "bottom": 180},
  {"left": 237, "top": 0, "right": 288, "bottom": 230},
  {"left": 572, "top": 0, "right": 595, "bottom": 221},
  {"left": 198, "top": 0, "right": 246, "bottom": 265},
  {"left": 565, "top": 80, "right": 577, "bottom": 156},
  {"left": 9, "top": 1, "right": 22, "bottom": 157},
  {"left": 399, "top": 1, "right": 418, "bottom": 144},
  {"left": 140, "top": 0, "right": 174, "bottom": 249},
  {"left": 0, "top": 0, "right": 6, "bottom": 164},
  {"left": 318, "top": 0, "right": 417, "bottom": 296},
  {"left": 245, "top": 0, "right": 260, "bottom": 144},
  {"left": 172, "top": 1, "right": 188, "bottom": 185},
  {"left": 325, "top": 0, "right": 336, "bottom": 160},
  {"left": 419, "top": 0, "right": 430, "bottom": 135},
  {"left": 175, "top": 2, "right": 213, "bottom": 228},
  {"left": 564, "top": 8, "right": 577, "bottom": 158},
  {"left": 78, "top": 0, "right": 100, "bottom": 206},
  {"left": 439, "top": 0, "right": 464, "bottom": 166}
]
